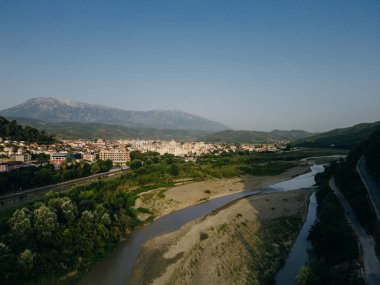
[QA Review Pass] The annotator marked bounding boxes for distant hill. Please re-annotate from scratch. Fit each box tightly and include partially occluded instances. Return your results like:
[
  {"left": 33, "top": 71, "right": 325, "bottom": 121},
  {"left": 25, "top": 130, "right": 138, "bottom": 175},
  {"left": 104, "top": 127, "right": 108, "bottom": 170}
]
[
  {"left": 0, "top": 116, "right": 55, "bottom": 144},
  {"left": 201, "top": 129, "right": 315, "bottom": 144},
  {"left": 294, "top": 121, "right": 380, "bottom": 149},
  {"left": 7, "top": 117, "right": 209, "bottom": 141},
  {"left": 0, "top": 97, "right": 229, "bottom": 131}
]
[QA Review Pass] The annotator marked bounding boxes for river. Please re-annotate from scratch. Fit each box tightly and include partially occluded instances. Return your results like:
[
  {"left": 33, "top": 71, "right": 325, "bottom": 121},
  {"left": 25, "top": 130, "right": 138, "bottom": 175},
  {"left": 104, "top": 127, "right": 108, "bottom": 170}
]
[
  {"left": 78, "top": 164, "right": 324, "bottom": 285},
  {"left": 275, "top": 192, "right": 318, "bottom": 285}
]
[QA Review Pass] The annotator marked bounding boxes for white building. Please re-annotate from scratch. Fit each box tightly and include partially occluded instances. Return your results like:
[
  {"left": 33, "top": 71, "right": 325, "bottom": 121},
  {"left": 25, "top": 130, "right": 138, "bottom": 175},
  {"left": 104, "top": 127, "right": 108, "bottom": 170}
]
[
  {"left": 11, "top": 153, "right": 31, "bottom": 162},
  {"left": 50, "top": 153, "right": 67, "bottom": 164},
  {"left": 83, "top": 153, "right": 97, "bottom": 162}
]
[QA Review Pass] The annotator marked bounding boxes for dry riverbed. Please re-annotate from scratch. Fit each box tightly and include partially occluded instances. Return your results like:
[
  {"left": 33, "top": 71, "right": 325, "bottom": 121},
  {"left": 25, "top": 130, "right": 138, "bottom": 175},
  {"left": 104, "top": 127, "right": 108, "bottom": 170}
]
[
  {"left": 129, "top": 188, "right": 313, "bottom": 285},
  {"left": 134, "top": 165, "right": 309, "bottom": 220}
]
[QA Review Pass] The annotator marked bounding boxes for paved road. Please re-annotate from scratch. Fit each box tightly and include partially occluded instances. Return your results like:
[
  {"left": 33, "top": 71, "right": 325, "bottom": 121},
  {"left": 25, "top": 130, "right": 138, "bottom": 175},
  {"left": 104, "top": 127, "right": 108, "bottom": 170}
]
[
  {"left": 0, "top": 167, "right": 129, "bottom": 205},
  {"left": 329, "top": 178, "right": 380, "bottom": 285},
  {"left": 357, "top": 156, "right": 380, "bottom": 219}
]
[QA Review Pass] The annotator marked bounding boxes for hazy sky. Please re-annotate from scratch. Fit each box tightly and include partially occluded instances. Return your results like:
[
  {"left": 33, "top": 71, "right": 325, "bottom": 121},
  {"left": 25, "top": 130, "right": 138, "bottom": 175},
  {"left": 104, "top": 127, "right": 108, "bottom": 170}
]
[{"left": 1, "top": 0, "right": 379, "bottom": 132}]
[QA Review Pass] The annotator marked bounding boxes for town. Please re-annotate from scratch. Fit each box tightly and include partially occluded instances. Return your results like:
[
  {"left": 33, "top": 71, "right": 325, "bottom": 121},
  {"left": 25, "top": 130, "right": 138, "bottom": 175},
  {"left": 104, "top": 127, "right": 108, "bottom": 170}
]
[{"left": 0, "top": 137, "right": 285, "bottom": 173}]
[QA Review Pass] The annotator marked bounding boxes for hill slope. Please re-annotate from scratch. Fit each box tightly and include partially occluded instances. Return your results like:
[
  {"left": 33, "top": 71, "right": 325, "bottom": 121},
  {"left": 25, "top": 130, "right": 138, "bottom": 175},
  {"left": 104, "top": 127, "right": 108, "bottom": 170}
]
[
  {"left": 294, "top": 121, "right": 380, "bottom": 149},
  {"left": 6, "top": 117, "right": 209, "bottom": 141},
  {"left": 0, "top": 116, "right": 55, "bottom": 144},
  {"left": 0, "top": 97, "right": 229, "bottom": 131},
  {"left": 202, "top": 129, "right": 315, "bottom": 144}
]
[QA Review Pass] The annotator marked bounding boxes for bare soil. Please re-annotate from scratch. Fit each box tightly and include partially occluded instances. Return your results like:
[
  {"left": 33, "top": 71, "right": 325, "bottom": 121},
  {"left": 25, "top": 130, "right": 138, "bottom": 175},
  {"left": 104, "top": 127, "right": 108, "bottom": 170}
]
[
  {"left": 135, "top": 165, "right": 309, "bottom": 220},
  {"left": 129, "top": 188, "right": 312, "bottom": 285}
]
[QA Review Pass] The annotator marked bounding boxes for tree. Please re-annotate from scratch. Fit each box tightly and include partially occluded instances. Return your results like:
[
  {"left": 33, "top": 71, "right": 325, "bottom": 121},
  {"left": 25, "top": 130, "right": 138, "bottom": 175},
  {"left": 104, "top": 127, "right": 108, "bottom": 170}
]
[
  {"left": 33, "top": 205, "right": 58, "bottom": 239},
  {"left": 296, "top": 264, "right": 311, "bottom": 285},
  {"left": 61, "top": 198, "right": 77, "bottom": 223},
  {"left": 169, "top": 164, "right": 180, "bottom": 176},
  {"left": 91, "top": 163, "right": 101, "bottom": 174},
  {"left": 130, "top": 150, "right": 142, "bottom": 161},
  {"left": 8, "top": 208, "right": 32, "bottom": 240},
  {"left": 35, "top": 153, "right": 50, "bottom": 162},
  {"left": 130, "top": 159, "right": 143, "bottom": 170},
  {"left": 0, "top": 243, "right": 13, "bottom": 283},
  {"left": 18, "top": 249, "right": 35, "bottom": 275},
  {"left": 34, "top": 167, "right": 52, "bottom": 186}
]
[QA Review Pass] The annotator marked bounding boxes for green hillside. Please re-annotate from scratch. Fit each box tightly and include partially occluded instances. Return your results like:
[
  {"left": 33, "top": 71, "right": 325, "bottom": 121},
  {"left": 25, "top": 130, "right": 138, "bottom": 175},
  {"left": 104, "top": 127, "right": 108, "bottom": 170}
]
[
  {"left": 0, "top": 116, "right": 55, "bottom": 144},
  {"left": 294, "top": 121, "right": 380, "bottom": 149},
  {"left": 202, "top": 129, "right": 314, "bottom": 144},
  {"left": 7, "top": 117, "right": 209, "bottom": 141}
]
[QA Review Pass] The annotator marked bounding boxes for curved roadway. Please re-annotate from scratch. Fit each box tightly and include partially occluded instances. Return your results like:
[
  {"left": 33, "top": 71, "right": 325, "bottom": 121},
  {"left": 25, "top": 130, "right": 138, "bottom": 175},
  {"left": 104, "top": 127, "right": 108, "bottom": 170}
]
[
  {"left": 357, "top": 156, "right": 380, "bottom": 219},
  {"left": 329, "top": 178, "right": 380, "bottom": 285}
]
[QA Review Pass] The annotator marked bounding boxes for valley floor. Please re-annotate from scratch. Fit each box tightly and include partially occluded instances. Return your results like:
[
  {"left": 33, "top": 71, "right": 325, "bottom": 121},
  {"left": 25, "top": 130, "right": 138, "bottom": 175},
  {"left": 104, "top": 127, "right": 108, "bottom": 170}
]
[
  {"left": 129, "top": 188, "right": 312, "bottom": 285},
  {"left": 135, "top": 165, "right": 309, "bottom": 220}
]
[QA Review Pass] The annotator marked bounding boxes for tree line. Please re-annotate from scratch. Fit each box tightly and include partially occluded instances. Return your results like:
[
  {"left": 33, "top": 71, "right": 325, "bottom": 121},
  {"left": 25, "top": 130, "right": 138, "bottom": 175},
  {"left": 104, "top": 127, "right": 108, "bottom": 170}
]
[
  {"left": 296, "top": 164, "right": 363, "bottom": 285},
  {"left": 0, "top": 159, "right": 113, "bottom": 195},
  {"left": 0, "top": 116, "right": 55, "bottom": 144}
]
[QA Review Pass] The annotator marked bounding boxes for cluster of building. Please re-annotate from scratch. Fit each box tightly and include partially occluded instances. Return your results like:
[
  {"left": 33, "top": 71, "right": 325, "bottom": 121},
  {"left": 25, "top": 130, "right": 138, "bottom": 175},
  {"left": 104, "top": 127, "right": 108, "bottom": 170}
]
[{"left": 0, "top": 137, "right": 283, "bottom": 173}]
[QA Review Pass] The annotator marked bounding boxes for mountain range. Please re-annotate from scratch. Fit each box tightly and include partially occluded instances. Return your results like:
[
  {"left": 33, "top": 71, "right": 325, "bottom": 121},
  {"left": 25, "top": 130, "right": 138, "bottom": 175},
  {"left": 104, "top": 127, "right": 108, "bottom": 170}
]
[
  {"left": 0, "top": 97, "right": 228, "bottom": 131},
  {"left": 2, "top": 98, "right": 379, "bottom": 146}
]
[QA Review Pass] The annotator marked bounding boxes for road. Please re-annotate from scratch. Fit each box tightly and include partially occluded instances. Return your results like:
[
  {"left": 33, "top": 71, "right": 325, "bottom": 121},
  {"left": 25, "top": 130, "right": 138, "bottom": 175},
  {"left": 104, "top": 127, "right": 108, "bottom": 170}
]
[
  {"left": 329, "top": 178, "right": 380, "bottom": 285},
  {"left": 0, "top": 167, "right": 129, "bottom": 206},
  {"left": 357, "top": 156, "right": 380, "bottom": 219}
]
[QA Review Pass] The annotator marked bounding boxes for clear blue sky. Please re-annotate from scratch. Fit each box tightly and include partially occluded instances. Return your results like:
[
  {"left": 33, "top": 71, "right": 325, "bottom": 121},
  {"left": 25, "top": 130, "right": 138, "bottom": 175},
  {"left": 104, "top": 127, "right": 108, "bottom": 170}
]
[{"left": 1, "top": 0, "right": 379, "bottom": 131}]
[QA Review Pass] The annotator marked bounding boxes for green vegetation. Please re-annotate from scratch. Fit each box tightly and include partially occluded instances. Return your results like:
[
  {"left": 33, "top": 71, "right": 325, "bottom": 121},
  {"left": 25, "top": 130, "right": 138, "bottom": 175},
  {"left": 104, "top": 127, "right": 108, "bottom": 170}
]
[
  {"left": 7, "top": 117, "right": 209, "bottom": 141},
  {"left": 0, "top": 179, "right": 143, "bottom": 285},
  {"left": 8, "top": 117, "right": 316, "bottom": 142},
  {"left": 202, "top": 129, "right": 314, "bottom": 144},
  {"left": 297, "top": 128, "right": 380, "bottom": 284},
  {"left": 0, "top": 160, "right": 113, "bottom": 195},
  {"left": 294, "top": 121, "right": 380, "bottom": 149},
  {"left": 0, "top": 116, "right": 55, "bottom": 144},
  {"left": 364, "top": 129, "right": 380, "bottom": 184},
  {"left": 334, "top": 128, "right": 380, "bottom": 232},
  {"left": 247, "top": 215, "right": 303, "bottom": 285},
  {"left": 296, "top": 127, "right": 380, "bottom": 285},
  {"left": 296, "top": 165, "right": 363, "bottom": 285},
  {"left": 0, "top": 147, "right": 346, "bottom": 284},
  {"left": 335, "top": 160, "right": 377, "bottom": 231}
]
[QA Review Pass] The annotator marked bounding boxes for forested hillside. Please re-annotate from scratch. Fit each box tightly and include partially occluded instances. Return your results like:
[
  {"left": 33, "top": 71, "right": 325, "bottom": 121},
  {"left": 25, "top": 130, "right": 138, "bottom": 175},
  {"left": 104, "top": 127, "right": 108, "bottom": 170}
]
[
  {"left": 294, "top": 121, "right": 380, "bottom": 149},
  {"left": 0, "top": 116, "right": 55, "bottom": 144}
]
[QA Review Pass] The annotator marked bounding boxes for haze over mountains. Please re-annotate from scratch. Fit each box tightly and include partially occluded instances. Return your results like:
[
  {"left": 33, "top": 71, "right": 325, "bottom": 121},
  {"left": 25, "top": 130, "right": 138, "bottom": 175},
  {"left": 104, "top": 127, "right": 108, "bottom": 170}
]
[
  {"left": 0, "top": 97, "right": 228, "bottom": 131},
  {"left": 1, "top": 97, "right": 379, "bottom": 146}
]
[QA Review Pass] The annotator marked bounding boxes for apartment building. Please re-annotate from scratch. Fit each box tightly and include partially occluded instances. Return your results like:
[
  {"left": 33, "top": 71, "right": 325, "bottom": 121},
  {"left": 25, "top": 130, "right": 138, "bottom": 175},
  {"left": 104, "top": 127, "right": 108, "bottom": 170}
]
[
  {"left": 10, "top": 153, "right": 31, "bottom": 162},
  {"left": 99, "top": 149, "right": 130, "bottom": 164},
  {"left": 50, "top": 153, "right": 67, "bottom": 164}
]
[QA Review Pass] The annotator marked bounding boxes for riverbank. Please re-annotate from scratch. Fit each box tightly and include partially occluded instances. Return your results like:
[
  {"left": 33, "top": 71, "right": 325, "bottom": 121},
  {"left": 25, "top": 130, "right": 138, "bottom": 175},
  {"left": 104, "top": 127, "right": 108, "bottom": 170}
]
[
  {"left": 129, "top": 188, "right": 313, "bottom": 285},
  {"left": 134, "top": 165, "right": 309, "bottom": 220}
]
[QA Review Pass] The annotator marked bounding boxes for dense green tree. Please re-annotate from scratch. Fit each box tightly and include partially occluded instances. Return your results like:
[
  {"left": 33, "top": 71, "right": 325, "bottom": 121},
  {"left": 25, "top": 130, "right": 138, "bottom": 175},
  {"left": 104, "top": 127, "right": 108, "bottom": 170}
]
[
  {"left": 18, "top": 249, "right": 34, "bottom": 271},
  {"left": 8, "top": 208, "right": 32, "bottom": 241},
  {"left": 169, "top": 164, "right": 180, "bottom": 176},
  {"left": 0, "top": 116, "right": 55, "bottom": 144},
  {"left": 130, "top": 150, "right": 143, "bottom": 160},
  {"left": 130, "top": 159, "right": 143, "bottom": 170},
  {"left": 33, "top": 205, "right": 58, "bottom": 239}
]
